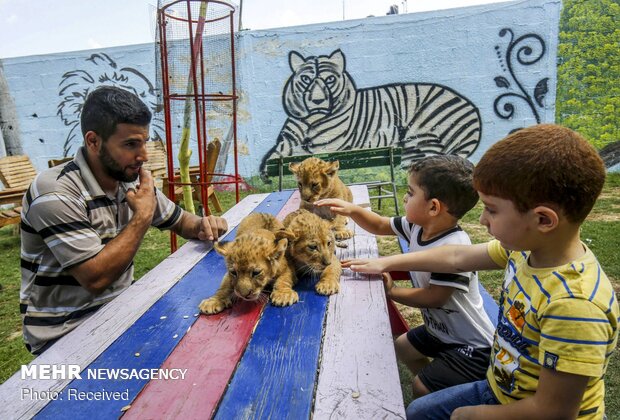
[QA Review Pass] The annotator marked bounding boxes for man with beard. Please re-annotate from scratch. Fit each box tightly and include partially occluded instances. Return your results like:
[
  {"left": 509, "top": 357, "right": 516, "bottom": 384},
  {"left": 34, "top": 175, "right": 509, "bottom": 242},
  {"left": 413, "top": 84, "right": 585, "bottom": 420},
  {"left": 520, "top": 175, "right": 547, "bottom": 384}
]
[{"left": 19, "top": 86, "right": 228, "bottom": 355}]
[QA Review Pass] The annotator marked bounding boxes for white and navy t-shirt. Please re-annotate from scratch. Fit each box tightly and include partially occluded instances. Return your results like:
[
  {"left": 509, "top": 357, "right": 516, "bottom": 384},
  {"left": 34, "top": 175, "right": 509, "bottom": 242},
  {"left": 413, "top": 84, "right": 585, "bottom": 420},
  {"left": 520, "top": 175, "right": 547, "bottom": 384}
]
[{"left": 391, "top": 216, "right": 495, "bottom": 348}]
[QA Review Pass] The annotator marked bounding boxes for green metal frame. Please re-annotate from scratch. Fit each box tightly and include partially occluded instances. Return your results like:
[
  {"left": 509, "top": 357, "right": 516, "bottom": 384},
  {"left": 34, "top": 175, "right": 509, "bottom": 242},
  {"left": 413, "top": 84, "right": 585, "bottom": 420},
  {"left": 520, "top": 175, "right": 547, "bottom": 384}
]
[{"left": 265, "top": 146, "right": 402, "bottom": 215}]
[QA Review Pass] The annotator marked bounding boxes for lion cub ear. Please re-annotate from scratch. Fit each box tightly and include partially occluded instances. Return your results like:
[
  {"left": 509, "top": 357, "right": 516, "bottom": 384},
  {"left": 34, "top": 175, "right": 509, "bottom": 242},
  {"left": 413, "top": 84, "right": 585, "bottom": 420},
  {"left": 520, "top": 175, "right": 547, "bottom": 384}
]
[
  {"left": 214, "top": 241, "right": 231, "bottom": 257},
  {"left": 289, "top": 162, "right": 301, "bottom": 174},
  {"left": 325, "top": 160, "right": 340, "bottom": 177},
  {"left": 271, "top": 237, "right": 289, "bottom": 261},
  {"left": 275, "top": 228, "right": 295, "bottom": 242}
]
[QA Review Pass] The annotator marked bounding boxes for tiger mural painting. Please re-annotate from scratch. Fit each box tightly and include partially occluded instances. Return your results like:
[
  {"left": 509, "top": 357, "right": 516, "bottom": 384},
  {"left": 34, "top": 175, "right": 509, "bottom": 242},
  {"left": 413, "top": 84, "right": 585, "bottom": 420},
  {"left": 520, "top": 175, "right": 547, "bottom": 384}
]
[{"left": 260, "top": 49, "right": 482, "bottom": 175}]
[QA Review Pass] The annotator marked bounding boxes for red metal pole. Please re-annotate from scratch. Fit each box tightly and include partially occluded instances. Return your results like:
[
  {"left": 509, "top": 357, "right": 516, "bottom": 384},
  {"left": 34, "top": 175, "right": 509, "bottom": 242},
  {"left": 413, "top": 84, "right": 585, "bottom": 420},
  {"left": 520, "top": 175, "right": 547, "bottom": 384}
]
[{"left": 158, "top": 6, "right": 178, "bottom": 252}]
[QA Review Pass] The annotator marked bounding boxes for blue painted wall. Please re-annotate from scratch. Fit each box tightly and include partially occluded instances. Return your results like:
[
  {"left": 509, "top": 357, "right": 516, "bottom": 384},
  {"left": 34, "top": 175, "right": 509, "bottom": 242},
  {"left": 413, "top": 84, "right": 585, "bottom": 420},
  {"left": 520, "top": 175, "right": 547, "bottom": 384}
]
[{"left": 1, "top": 0, "right": 561, "bottom": 179}]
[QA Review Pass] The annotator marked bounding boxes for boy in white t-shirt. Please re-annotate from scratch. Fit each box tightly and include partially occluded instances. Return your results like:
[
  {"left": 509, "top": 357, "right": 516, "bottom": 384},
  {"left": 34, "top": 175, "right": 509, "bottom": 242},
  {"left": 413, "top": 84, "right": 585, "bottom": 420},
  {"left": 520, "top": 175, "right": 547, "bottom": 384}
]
[{"left": 316, "top": 155, "right": 495, "bottom": 398}]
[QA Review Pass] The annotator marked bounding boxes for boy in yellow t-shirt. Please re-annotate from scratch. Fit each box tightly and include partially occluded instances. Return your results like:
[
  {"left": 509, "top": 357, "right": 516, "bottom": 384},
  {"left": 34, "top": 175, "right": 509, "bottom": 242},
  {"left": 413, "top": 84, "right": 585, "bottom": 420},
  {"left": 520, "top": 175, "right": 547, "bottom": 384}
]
[{"left": 345, "top": 124, "right": 618, "bottom": 419}]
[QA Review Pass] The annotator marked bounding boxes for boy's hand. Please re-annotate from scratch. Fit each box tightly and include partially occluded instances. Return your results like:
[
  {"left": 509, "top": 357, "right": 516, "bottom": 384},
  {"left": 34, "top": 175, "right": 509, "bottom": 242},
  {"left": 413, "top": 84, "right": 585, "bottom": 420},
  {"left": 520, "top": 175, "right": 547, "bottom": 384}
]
[
  {"left": 314, "top": 198, "right": 357, "bottom": 216},
  {"left": 382, "top": 273, "right": 394, "bottom": 297},
  {"left": 450, "top": 407, "right": 475, "bottom": 419},
  {"left": 342, "top": 258, "right": 386, "bottom": 274}
]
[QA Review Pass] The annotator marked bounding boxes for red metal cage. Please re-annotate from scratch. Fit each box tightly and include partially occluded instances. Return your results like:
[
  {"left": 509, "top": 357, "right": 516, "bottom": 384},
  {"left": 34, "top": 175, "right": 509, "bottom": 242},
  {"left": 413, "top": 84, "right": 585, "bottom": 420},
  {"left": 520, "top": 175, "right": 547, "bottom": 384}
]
[{"left": 157, "top": 0, "right": 241, "bottom": 251}]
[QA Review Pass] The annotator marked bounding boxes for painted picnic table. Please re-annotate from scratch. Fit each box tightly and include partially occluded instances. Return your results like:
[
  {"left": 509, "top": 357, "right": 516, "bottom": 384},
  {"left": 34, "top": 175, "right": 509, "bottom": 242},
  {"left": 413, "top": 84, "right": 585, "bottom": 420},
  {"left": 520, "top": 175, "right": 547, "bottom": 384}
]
[{"left": 1, "top": 185, "right": 405, "bottom": 419}]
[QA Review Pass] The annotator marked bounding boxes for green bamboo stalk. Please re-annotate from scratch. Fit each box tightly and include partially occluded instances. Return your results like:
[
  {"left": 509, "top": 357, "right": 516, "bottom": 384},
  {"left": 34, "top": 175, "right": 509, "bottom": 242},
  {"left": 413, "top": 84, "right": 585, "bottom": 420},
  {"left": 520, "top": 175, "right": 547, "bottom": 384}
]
[{"left": 178, "top": 1, "right": 208, "bottom": 214}]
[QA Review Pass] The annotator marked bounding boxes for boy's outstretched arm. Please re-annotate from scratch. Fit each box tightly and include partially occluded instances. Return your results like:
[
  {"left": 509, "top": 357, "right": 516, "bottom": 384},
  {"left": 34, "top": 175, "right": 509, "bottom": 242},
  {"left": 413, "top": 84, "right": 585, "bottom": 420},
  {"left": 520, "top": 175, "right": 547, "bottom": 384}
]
[
  {"left": 451, "top": 368, "right": 588, "bottom": 419},
  {"left": 343, "top": 243, "right": 500, "bottom": 274},
  {"left": 314, "top": 198, "right": 393, "bottom": 235},
  {"left": 382, "top": 273, "right": 455, "bottom": 308}
]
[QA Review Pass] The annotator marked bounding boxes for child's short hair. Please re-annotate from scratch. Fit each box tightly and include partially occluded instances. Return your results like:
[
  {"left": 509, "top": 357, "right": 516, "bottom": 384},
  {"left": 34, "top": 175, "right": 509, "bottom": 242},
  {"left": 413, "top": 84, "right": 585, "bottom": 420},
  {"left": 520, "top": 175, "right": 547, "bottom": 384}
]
[
  {"left": 408, "top": 155, "right": 478, "bottom": 219},
  {"left": 473, "top": 124, "right": 606, "bottom": 223}
]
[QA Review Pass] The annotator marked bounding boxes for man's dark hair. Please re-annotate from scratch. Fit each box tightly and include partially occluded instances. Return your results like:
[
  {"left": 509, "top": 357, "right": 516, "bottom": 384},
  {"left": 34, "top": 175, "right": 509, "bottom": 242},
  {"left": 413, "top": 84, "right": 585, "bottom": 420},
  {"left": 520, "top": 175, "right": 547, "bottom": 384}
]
[
  {"left": 408, "top": 155, "right": 479, "bottom": 219},
  {"left": 80, "top": 86, "right": 151, "bottom": 141}
]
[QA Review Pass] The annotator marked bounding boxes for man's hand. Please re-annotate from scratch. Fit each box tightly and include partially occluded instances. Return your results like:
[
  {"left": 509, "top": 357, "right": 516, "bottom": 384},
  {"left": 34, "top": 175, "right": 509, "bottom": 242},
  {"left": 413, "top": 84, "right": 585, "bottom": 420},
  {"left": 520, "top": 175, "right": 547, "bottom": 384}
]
[
  {"left": 314, "top": 198, "right": 357, "bottom": 216},
  {"left": 197, "top": 215, "right": 228, "bottom": 241},
  {"left": 125, "top": 169, "right": 156, "bottom": 223},
  {"left": 341, "top": 258, "right": 386, "bottom": 274}
]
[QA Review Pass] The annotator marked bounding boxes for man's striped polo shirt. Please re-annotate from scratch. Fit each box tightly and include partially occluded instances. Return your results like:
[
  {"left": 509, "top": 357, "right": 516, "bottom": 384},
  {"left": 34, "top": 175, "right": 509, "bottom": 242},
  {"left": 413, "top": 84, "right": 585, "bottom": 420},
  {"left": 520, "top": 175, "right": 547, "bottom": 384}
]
[{"left": 20, "top": 147, "right": 182, "bottom": 354}]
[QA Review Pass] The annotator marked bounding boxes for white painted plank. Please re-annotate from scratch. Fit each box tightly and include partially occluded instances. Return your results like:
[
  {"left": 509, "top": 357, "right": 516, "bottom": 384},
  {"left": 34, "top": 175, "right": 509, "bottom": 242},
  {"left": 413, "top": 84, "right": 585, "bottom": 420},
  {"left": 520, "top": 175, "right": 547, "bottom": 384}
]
[
  {"left": 314, "top": 186, "right": 406, "bottom": 419},
  {"left": 349, "top": 184, "right": 371, "bottom": 209},
  {"left": 0, "top": 193, "right": 269, "bottom": 420}
]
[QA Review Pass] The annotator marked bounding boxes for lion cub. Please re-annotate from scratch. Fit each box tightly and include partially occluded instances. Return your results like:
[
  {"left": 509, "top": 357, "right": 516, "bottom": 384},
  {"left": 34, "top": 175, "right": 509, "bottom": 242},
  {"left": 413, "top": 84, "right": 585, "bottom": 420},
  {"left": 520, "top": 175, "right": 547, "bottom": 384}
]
[
  {"left": 198, "top": 213, "right": 297, "bottom": 315},
  {"left": 289, "top": 157, "right": 353, "bottom": 241},
  {"left": 283, "top": 209, "right": 341, "bottom": 296}
]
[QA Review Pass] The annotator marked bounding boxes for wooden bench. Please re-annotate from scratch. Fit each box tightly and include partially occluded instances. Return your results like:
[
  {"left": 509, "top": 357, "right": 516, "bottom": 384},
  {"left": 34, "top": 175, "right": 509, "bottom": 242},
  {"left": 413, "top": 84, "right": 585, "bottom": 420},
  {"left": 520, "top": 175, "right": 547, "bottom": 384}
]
[
  {"left": 147, "top": 139, "right": 223, "bottom": 214},
  {"left": 0, "top": 187, "right": 26, "bottom": 227},
  {"left": 0, "top": 155, "right": 37, "bottom": 190},
  {"left": 265, "top": 146, "right": 402, "bottom": 214},
  {"left": 386, "top": 236, "right": 499, "bottom": 336},
  {"left": 0, "top": 186, "right": 405, "bottom": 419},
  {"left": 0, "top": 155, "right": 37, "bottom": 228},
  {"left": 48, "top": 157, "right": 73, "bottom": 168},
  {"left": 143, "top": 139, "right": 168, "bottom": 179}
]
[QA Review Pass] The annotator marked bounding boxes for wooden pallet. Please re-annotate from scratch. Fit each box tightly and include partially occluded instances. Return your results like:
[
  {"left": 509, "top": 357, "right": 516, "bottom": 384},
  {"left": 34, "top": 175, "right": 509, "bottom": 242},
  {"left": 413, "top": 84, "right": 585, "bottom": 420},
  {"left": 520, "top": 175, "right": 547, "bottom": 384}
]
[{"left": 0, "top": 206, "right": 21, "bottom": 228}]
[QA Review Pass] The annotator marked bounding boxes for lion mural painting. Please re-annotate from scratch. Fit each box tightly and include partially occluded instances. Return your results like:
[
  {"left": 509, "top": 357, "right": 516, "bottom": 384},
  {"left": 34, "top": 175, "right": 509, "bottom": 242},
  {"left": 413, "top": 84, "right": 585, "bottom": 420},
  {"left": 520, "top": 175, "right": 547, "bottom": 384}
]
[{"left": 57, "top": 52, "right": 163, "bottom": 157}]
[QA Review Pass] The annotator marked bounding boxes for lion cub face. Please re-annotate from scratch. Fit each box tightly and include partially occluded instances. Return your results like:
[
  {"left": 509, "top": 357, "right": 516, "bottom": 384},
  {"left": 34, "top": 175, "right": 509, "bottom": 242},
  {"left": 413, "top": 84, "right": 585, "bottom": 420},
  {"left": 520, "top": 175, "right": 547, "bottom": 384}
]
[
  {"left": 289, "top": 157, "right": 342, "bottom": 203},
  {"left": 284, "top": 209, "right": 335, "bottom": 273},
  {"left": 214, "top": 229, "right": 287, "bottom": 301}
]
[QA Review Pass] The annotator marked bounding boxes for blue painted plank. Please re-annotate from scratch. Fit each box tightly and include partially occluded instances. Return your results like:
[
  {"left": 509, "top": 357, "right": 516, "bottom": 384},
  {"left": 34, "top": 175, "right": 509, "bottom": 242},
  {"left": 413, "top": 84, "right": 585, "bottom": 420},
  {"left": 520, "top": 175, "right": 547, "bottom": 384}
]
[
  {"left": 35, "top": 190, "right": 294, "bottom": 419},
  {"left": 214, "top": 274, "right": 328, "bottom": 420}
]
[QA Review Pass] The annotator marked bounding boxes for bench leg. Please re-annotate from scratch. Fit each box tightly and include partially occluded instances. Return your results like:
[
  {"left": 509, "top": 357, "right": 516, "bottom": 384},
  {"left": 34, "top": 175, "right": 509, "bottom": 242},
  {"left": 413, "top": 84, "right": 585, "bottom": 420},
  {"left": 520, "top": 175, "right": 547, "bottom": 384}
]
[
  {"left": 209, "top": 192, "right": 223, "bottom": 213},
  {"left": 387, "top": 298, "right": 409, "bottom": 336}
]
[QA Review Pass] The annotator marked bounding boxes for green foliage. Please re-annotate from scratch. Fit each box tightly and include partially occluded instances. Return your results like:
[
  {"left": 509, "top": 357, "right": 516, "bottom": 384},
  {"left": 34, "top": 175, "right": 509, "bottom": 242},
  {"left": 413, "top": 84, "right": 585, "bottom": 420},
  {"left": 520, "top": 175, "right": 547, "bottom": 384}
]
[{"left": 556, "top": 0, "right": 620, "bottom": 150}]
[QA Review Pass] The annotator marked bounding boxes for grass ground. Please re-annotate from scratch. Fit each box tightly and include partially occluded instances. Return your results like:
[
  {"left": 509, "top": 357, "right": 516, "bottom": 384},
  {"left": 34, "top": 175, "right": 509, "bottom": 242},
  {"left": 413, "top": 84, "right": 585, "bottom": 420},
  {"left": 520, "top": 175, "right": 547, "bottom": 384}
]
[{"left": 0, "top": 172, "right": 618, "bottom": 417}]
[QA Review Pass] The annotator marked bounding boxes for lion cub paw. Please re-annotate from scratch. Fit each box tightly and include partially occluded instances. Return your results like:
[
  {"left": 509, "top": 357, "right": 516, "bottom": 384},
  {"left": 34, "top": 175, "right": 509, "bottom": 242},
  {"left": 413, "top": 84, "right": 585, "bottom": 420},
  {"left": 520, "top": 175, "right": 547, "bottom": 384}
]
[
  {"left": 199, "top": 297, "right": 231, "bottom": 315},
  {"left": 333, "top": 228, "right": 353, "bottom": 241},
  {"left": 315, "top": 280, "right": 340, "bottom": 296},
  {"left": 270, "top": 289, "right": 299, "bottom": 307}
]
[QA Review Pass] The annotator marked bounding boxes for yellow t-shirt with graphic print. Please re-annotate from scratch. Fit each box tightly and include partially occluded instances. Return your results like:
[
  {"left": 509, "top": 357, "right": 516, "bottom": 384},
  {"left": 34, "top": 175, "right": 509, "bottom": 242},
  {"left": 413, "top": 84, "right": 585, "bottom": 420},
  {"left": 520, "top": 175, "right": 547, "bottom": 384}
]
[{"left": 486, "top": 240, "right": 618, "bottom": 418}]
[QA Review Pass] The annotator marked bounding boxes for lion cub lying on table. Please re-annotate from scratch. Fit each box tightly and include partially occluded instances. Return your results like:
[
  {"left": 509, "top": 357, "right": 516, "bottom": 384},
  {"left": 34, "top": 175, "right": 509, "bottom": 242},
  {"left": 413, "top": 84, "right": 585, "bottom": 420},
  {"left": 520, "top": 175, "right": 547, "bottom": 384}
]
[
  {"left": 289, "top": 157, "right": 353, "bottom": 242},
  {"left": 283, "top": 209, "right": 342, "bottom": 296},
  {"left": 198, "top": 213, "right": 296, "bottom": 314},
  {"left": 199, "top": 210, "right": 341, "bottom": 314}
]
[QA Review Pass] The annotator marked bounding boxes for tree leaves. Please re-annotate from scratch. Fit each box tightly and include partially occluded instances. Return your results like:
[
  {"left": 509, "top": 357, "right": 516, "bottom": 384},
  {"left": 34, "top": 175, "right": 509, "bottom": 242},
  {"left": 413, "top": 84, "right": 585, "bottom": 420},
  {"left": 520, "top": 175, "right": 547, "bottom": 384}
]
[{"left": 556, "top": 0, "right": 619, "bottom": 151}]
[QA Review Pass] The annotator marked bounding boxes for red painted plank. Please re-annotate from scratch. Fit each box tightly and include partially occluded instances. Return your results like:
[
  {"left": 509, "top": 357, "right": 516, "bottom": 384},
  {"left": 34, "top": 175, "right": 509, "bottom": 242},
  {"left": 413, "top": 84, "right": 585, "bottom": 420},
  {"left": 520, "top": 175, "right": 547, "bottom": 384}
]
[
  {"left": 125, "top": 191, "right": 301, "bottom": 419},
  {"left": 123, "top": 300, "right": 264, "bottom": 419}
]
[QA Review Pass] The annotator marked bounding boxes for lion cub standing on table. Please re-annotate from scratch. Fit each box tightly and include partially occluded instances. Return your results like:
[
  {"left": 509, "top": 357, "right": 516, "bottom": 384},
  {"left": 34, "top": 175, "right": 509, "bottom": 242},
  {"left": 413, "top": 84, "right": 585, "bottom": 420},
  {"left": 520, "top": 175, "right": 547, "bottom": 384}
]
[
  {"left": 283, "top": 209, "right": 342, "bottom": 296},
  {"left": 289, "top": 157, "right": 353, "bottom": 241},
  {"left": 198, "top": 213, "right": 297, "bottom": 315}
]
